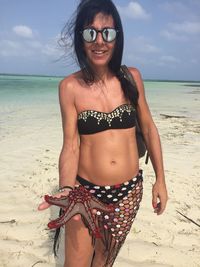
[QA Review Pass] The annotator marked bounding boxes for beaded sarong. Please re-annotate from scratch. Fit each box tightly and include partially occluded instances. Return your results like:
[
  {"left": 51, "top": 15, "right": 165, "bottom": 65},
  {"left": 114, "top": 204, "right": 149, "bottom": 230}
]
[{"left": 77, "top": 170, "right": 143, "bottom": 266}]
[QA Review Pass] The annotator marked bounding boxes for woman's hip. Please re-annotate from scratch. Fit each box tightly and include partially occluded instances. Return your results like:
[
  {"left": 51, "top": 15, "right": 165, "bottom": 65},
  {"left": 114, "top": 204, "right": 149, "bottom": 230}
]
[{"left": 76, "top": 169, "right": 143, "bottom": 204}]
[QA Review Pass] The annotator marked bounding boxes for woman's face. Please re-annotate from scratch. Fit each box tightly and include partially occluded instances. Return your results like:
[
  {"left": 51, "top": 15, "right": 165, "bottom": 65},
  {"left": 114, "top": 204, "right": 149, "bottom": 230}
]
[{"left": 83, "top": 13, "right": 116, "bottom": 68}]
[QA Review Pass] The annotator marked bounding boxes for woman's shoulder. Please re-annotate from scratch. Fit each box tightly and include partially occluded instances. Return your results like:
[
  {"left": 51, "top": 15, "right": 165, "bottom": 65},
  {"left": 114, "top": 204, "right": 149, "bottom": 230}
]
[
  {"left": 126, "top": 66, "right": 142, "bottom": 80},
  {"left": 59, "top": 71, "right": 82, "bottom": 89},
  {"left": 125, "top": 66, "right": 144, "bottom": 93},
  {"left": 59, "top": 71, "right": 83, "bottom": 97}
]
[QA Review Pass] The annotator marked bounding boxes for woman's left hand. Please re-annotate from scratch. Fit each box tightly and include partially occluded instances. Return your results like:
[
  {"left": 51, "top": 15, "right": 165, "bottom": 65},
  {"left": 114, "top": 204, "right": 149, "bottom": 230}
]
[{"left": 152, "top": 180, "right": 168, "bottom": 215}]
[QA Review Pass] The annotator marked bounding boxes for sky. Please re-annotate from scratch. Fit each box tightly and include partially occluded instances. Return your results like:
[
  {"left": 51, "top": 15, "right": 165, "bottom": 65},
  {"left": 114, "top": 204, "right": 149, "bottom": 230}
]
[{"left": 0, "top": 0, "right": 200, "bottom": 80}]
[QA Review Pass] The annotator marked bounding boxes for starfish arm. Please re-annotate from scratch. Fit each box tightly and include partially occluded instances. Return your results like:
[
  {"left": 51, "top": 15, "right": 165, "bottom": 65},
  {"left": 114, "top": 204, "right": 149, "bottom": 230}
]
[
  {"left": 89, "top": 195, "right": 114, "bottom": 213},
  {"left": 48, "top": 201, "right": 100, "bottom": 237},
  {"left": 44, "top": 195, "right": 70, "bottom": 208},
  {"left": 81, "top": 201, "right": 101, "bottom": 237},
  {"left": 48, "top": 202, "right": 80, "bottom": 228}
]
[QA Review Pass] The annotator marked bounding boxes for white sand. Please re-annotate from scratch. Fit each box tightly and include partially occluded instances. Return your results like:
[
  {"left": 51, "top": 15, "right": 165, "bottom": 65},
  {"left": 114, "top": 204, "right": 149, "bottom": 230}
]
[{"left": 0, "top": 114, "right": 200, "bottom": 267}]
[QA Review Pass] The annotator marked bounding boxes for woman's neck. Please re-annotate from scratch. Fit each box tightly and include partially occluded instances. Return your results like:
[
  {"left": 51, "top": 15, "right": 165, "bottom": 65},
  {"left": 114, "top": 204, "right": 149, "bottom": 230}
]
[{"left": 93, "top": 65, "right": 113, "bottom": 82}]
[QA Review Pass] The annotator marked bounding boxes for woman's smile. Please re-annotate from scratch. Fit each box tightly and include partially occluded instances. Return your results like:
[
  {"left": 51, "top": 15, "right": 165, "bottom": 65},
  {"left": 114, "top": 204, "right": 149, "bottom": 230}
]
[
  {"left": 92, "top": 49, "right": 107, "bottom": 55},
  {"left": 91, "top": 48, "right": 109, "bottom": 58},
  {"left": 84, "top": 13, "right": 116, "bottom": 67}
]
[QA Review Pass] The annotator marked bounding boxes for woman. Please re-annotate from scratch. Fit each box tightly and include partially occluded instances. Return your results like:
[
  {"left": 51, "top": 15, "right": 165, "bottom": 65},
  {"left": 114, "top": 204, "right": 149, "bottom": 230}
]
[{"left": 38, "top": 0, "right": 168, "bottom": 266}]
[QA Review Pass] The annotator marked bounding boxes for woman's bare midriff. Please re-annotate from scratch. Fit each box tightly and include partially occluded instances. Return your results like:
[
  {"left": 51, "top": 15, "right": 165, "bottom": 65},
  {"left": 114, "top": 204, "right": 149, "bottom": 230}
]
[{"left": 77, "top": 127, "right": 139, "bottom": 185}]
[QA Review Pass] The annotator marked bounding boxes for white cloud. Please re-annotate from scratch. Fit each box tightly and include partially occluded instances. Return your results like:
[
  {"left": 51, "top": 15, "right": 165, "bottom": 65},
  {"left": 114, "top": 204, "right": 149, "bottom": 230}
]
[
  {"left": 13, "top": 25, "right": 33, "bottom": 38},
  {"left": 170, "top": 21, "right": 200, "bottom": 34},
  {"left": 0, "top": 40, "right": 23, "bottom": 57},
  {"left": 161, "top": 1, "right": 199, "bottom": 21},
  {"left": 141, "top": 43, "right": 160, "bottom": 53},
  {"left": 161, "top": 30, "right": 188, "bottom": 41},
  {"left": 126, "top": 54, "right": 154, "bottom": 66},
  {"left": 41, "top": 36, "right": 63, "bottom": 57},
  {"left": 161, "top": 20, "right": 200, "bottom": 41},
  {"left": 130, "top": 36, "right": 160, "bottom": 54},
  {"left": 161, "top": 2, "right": 200, "bottom": 42},
  {"left": 160, "top": 55, "right": 180, "bottom": 63},
  {"left": 0, "top": 32, "right": 62, "bottom": 61},
  {"left": 155, "top": 55, "right": 181, "bottom": 68},
  {"left": 117, "top": 2, "right": 150, "bottom": 20},
  {"left": 27, "top": 40, "right": 43, "bottom": 49},
  {"left": 161, "top": 2, "right": 189, "bottom": 15},
  {"left": 42, "top": 43, "right": 59, "bottom": 57},
  {"left": 124, "top": 36, "right": 160, "bottom": 67}
]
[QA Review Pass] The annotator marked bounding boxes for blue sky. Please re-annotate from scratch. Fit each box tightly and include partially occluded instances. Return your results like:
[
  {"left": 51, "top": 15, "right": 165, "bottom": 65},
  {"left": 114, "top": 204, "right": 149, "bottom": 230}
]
[{"left": 1, "top": 0, "right": 200, "bottom": 80}]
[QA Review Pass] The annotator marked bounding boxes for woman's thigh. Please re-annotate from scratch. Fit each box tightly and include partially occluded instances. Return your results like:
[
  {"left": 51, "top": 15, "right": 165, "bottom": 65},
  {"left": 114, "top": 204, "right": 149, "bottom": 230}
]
[
  {"left": 64, "top": 218, "right": 94, "bottom": 267},
  {"left": 92, "top": 178, "right": 143, "bottom": 267}
]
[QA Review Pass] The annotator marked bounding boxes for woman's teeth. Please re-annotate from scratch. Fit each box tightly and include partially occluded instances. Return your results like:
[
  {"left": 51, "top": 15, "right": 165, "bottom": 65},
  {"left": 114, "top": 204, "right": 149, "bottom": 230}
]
[{"left": 93, "top": 50, "right": 105, "bottom": 54}]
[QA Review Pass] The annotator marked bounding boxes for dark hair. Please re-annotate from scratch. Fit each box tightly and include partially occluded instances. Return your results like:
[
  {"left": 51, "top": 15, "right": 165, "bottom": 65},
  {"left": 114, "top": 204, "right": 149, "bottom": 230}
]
[{"left": 60, "top": 0, "right": 138, "bottom": 105}]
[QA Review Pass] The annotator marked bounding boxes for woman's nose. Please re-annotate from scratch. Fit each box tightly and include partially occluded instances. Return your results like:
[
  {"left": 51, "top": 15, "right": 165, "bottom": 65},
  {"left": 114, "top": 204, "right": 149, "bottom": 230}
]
[{"left": 95, "top": 32, "right": 104, "bottom": 44}]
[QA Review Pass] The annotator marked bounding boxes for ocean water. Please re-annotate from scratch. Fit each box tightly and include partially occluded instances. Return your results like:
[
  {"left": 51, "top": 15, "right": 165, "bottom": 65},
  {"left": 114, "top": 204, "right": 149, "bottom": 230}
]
[
  {"left": 0, "top": 75, "right": 62, "bottom": 140},
  {"left": 0, "top": 74, "right": 199, "bottom": 139},
  {"left": 144, "top": 80, "right": 200, "bottom": 119}
]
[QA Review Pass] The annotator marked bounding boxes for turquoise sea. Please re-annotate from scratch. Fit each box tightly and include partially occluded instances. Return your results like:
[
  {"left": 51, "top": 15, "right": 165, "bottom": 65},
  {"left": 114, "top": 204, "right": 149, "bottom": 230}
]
[{"left": 0, "top": 74, "right": 199, "bottom": 139}]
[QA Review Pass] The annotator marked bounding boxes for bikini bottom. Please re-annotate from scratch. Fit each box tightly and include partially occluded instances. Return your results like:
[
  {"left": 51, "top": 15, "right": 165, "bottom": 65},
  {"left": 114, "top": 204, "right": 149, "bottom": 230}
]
[{"left": 76, "top": 170, "right": 143, "bottom": 267}]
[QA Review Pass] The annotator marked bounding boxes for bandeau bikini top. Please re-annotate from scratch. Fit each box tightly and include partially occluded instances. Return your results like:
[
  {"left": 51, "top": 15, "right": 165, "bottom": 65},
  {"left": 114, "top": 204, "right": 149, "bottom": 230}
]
[{"left": 77, "top": 103, "right": 136, "bottom": 135}]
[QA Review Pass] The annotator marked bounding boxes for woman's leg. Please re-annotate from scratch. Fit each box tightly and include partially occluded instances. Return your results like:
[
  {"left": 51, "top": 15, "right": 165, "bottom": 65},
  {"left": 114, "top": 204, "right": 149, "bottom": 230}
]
[
  {"left": 64, "top": 217, "right": 95, "bottom": 267},
  {"left": 91, "top": 238, "right": 115, "bottom": 267},
  {"left": 91, "top": 178, "right": 143, "bottom": 267}
]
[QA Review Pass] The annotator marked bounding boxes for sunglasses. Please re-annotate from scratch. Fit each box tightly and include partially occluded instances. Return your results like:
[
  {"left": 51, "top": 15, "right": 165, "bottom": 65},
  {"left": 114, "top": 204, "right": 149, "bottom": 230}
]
[{"left": 81, "top": 27, "right": 118, "bottom": 43}]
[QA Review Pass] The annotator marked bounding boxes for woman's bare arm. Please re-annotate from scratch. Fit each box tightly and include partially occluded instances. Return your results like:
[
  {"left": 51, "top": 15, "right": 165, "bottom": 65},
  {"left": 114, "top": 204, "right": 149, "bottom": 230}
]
[
  {"left": 58, "top": 76, "right": 80, "bottom": 188},
  {"left": 129, "top": 67, "right": 168, "bottom": 215},
  {"left": 38, "top": 75, "right": 79, "bottom": 211}
]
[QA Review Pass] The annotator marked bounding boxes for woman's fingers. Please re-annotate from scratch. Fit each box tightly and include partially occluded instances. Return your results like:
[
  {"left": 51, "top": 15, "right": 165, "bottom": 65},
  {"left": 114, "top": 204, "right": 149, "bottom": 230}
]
[
  {"left": 152, "top": 186, "right": 159, "bottom": 213},
  {"left": 38, "top": 192, "right": 69, "bottom": 211},
  {"left": 157, "top": 197, "right": 167, "bottom": 215},
  {"left": 72, "top": 209, "right": 97, "bottom": 221},
  {"left": 38, "top": 201, "right": 50, "bottom": 211},
  {"left": 73, "top": 214, "right": 81, "bottom": 220},
  {"left": 152, "top": 181, "right": 168, "bottom": 215}
]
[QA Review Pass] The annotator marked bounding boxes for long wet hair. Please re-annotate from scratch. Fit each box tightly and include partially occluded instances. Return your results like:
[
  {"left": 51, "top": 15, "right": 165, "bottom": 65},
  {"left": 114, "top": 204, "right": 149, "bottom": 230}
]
[{"left": 60, "top": 0, "right": 139, "bottom": 105}]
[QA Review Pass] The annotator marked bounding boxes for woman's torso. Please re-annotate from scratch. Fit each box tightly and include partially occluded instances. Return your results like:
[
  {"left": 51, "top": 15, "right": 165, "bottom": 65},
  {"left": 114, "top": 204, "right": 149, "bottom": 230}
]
[{"left": 73, "top": 72, "right": 139, "bottom": 185}]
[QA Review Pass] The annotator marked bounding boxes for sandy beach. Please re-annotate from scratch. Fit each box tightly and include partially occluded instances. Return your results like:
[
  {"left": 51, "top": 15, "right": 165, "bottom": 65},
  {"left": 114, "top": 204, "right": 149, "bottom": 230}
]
[{"left": 0, "top": 78, "right": 200, "bottom": 267}]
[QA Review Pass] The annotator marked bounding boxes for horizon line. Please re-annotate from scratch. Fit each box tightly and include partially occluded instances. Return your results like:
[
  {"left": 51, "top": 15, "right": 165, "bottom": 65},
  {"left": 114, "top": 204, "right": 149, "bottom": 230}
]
[{"left": 0, "top": 72, "right": 200, "bottom": 83}]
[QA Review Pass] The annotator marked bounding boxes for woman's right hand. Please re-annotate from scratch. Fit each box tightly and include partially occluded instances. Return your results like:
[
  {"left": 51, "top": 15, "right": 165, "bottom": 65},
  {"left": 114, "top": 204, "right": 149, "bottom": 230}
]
[{"left": 38, "top": 190, "right": 81, "bottom": 221}]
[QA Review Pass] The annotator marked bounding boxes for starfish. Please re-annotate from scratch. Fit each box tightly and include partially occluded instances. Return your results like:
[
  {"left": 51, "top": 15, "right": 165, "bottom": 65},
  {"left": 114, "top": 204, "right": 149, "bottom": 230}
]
[{"left": 45, "top": 186, "right": 114, "bottom": 238}]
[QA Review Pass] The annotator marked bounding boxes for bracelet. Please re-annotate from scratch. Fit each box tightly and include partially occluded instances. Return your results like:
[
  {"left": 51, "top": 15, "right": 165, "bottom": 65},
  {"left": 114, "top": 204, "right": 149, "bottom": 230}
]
[{"left": 59, "top": 185, "right": 74, "bottom": 193}]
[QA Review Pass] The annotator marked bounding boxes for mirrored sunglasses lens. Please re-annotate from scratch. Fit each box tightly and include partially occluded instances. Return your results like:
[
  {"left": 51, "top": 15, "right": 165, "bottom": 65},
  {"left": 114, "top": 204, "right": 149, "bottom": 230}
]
[
  {"left": 103, "top": 29, "right": 116, "bottom": 42},
  {"left": 83, "top": 29, "right": 96, "bottom": 42}
]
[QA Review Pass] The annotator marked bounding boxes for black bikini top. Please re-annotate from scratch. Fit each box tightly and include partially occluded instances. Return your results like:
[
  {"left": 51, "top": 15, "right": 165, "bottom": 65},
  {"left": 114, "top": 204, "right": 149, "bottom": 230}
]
[{"left": 77, "top": 103, "right": 136, "bottom": 135}]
